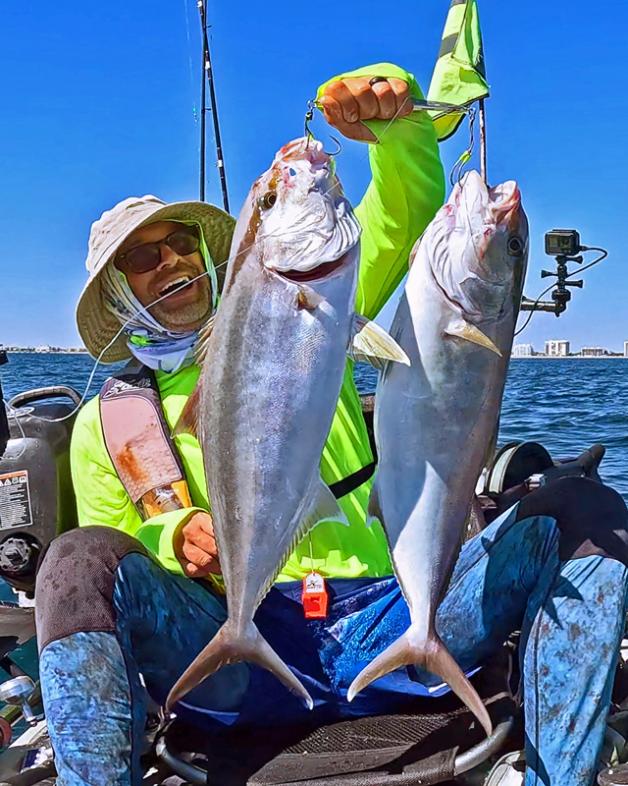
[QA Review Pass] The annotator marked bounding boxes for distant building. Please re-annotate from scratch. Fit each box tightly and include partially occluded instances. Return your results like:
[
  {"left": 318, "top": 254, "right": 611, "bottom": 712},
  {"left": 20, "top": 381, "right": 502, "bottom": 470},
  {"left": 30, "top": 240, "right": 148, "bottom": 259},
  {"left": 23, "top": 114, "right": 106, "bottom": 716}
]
[
  {"left": 512, "top": 343, "right": 534, "bottom": 358},
  {"left": 544, "top": 340, "right": 570, "bottom": 357},
  {"left": 581, "top": 347, "right": 608, "bottom": 357},
  {"left": 624, "top": 341, "right": 628, "bottom": 358}
]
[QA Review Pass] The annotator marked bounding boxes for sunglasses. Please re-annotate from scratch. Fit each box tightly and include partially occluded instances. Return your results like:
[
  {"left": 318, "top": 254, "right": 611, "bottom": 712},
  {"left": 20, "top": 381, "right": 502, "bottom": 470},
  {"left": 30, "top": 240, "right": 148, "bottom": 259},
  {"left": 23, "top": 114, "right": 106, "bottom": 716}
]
[{"left": 115, "top": 227, "right": 201, "bottom": 274}]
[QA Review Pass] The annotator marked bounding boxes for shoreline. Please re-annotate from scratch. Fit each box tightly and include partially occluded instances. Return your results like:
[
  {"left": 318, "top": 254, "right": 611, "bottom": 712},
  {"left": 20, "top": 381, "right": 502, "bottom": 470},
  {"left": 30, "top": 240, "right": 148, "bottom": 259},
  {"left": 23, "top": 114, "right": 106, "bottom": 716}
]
[
  {"left": 5, "top": 350, "right": 88, "bottom": 355},
  {"left": 4, "top": 350, "right": 627, "bottom": 360}
]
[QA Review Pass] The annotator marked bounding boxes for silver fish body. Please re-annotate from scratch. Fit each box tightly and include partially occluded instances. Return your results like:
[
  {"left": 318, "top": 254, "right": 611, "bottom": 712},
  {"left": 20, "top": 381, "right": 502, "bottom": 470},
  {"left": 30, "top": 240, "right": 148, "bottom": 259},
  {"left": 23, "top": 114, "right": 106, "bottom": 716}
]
[
  {"left": 167, "top": 139, "right": 362, "bottom": 710},
  {"left": 348, "top": 171, "right": 529, "bottom": 736}
]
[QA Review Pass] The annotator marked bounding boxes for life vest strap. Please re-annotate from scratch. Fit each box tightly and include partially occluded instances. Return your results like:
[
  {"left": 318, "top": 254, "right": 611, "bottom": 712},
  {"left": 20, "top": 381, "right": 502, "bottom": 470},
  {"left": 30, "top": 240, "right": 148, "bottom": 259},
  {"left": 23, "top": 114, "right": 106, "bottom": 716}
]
[
  {"left": 329, "top": 461, "right": 376, "bottom": 500},
  {"left": 99, "top": 362, "right": 192, "bottom": 520}
]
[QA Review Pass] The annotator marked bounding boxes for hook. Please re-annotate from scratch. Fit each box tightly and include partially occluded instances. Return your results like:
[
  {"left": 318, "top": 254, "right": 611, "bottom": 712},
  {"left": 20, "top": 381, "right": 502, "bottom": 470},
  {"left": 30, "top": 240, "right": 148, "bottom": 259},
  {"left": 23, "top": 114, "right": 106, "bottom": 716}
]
[
  {"left": 303, "top": 101, "right": 342, "bottom": 155},
  {"left": 449, "top": 106, "right": 478, "bottom": 186},
  {"left": 304, "top": 99, "right": 316, "bottom": 147},
  {"left": 324, "top": 135, "right": 343, "bottom": 156}
]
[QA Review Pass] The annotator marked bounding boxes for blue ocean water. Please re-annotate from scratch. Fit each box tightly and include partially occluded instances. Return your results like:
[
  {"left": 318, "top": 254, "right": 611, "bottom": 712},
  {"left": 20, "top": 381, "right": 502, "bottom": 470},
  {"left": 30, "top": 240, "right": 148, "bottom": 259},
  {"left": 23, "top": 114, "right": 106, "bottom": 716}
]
[{"left": 3, "top": 353, "right": 628, "bottom": 499}]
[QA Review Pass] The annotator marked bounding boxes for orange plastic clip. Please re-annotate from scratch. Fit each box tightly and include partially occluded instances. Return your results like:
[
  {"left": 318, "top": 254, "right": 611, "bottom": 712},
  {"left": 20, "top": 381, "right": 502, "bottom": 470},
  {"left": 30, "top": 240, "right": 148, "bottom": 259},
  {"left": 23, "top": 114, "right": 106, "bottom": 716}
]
[{"left": 302, "top": 571, "right": 328, "bottom": 619}]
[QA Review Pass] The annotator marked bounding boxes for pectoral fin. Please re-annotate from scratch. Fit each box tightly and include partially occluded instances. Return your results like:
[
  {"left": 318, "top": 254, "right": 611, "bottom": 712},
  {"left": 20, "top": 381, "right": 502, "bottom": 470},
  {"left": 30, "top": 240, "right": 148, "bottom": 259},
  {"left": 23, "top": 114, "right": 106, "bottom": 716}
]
[
  {"left": 193, "top": 314, "right": 216, "bottom": 366},
  {"left": 445, "top": 320, "right": 502, "bottom": 357},
  {"left": 349, "top": 315, "right": 410, "bottom": 370},
  {"left": 172, "top": 385, "right": 200, "bottom": 439},
  {"left": 296, "top": 285, "right": 323, "bottom": 311},
  {"left": 366, "top": 483, "right": 383, "bottom": 529},
  {"left": 301, "top": 479, "right": 350, "bottom": 529}
]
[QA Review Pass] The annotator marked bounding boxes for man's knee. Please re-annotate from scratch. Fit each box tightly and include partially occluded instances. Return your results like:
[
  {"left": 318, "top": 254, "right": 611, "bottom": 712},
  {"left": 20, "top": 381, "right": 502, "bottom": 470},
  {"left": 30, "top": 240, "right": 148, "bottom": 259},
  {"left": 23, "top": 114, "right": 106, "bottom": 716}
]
[
  {"left": 516, "top": 477, "right": 628, "bottom": 565},
  {"left": 36, "top": 526, "right": 149, "bottom": 652}
]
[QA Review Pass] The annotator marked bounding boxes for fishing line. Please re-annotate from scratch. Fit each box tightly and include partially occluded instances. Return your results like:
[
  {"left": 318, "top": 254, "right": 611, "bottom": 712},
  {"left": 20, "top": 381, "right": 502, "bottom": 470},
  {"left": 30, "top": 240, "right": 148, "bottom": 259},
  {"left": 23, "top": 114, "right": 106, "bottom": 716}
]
[
  {"left": 513, "top": 282, "right": 555, "bottom": 337},
  {"left": 182, "top": 0, "right": 199, "bottom": 125},
  {"left": 6, "top": 267, "right": 217, "bottom": 427},
  {"left": 9, "top": 90, "right": 446, "bottom": 428}
]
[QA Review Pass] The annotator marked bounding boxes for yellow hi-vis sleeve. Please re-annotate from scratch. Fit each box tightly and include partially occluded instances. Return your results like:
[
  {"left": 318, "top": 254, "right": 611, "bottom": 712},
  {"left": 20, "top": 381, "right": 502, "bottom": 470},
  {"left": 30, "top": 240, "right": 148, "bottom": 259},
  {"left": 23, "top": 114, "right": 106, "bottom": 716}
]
[{"left": 317, "top": 62, "right": 445, "bottom": 319}]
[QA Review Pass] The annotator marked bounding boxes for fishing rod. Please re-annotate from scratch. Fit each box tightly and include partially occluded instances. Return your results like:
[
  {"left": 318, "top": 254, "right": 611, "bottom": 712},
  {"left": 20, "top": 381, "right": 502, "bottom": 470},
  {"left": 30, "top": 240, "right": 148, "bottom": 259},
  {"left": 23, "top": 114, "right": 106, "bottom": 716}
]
[
  {"left": 478, "top": 98, "right": 487, "bottom": 184},
  {"left": 196, "top": 0, "right": 230, "bottom": 213},
  {"left": 0, "top": 350, "right": 9, "bottom": 457}
]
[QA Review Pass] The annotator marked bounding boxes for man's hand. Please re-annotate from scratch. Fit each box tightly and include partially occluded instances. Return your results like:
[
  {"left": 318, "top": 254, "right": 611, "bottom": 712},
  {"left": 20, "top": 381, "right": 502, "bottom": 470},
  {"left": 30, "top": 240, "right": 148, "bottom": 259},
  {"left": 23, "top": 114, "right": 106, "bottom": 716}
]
[
  {"left": 318, "top": 76, "right": 413, "bottom": 143},
  {"left": 174, "top": 511, "right": 220, "bottom": 578}
]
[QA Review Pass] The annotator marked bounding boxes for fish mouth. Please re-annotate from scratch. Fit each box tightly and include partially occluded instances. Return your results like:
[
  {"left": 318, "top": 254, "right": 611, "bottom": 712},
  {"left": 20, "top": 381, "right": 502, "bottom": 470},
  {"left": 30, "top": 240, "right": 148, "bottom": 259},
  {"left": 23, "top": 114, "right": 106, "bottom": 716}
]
[
  {"left": 490, "top": 181, "right": 523, "bottom": 229},
  {"left": 278, "top": 256, "right": 346, "bottom": 283},
  {"left": 277, "top": 137, "right": 330, "bottom": 168}
]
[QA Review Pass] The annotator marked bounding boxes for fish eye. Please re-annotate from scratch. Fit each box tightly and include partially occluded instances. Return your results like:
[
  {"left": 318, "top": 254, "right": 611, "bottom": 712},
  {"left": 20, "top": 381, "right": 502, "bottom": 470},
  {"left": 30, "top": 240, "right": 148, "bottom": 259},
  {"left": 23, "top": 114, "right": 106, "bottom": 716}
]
[
  {"left": 259, "top": 191, "right": 277, "bottom": 210},
  {"left": 507, "top": 235, "right": 524, "bottom": 256}
]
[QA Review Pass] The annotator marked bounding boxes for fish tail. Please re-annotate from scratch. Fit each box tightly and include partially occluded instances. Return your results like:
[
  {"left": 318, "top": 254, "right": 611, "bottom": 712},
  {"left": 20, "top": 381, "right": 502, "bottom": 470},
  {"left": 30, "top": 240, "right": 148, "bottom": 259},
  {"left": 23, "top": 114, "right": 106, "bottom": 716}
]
[
  {"left": 166, "top": 619, "right": 313, "bottom": 712},
  {"left": 347, "top": 628, "right": 492, "bottom": 737}
]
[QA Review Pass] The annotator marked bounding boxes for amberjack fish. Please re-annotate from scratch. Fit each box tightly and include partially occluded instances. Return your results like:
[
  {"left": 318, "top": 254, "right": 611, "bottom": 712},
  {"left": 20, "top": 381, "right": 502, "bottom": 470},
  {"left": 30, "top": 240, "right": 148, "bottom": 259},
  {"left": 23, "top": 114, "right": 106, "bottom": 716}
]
[
  {"left": 166, "top": 138, "right": 408, "bottom": 711},
  {"left": 348, "top": 171, "right": 529, "bottom": 736}
]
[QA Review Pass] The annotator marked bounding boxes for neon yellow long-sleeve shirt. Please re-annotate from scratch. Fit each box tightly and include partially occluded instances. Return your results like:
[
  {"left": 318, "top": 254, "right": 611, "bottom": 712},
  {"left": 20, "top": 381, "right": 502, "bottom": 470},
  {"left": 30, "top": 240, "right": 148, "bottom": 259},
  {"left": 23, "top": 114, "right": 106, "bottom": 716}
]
[{"left": 70, "top": 63, "right": 445, "bottom": 581}]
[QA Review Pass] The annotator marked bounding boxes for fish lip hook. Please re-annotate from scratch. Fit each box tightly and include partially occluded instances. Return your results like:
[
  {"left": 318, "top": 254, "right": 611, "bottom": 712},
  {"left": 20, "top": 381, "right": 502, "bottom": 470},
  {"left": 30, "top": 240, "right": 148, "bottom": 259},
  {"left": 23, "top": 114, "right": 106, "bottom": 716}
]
[
  {"left": 304, "top": 99, "right": 316, "bottom": 148},
  {"left": 324, "top": 135, "right": 342, "bottom": 156}
]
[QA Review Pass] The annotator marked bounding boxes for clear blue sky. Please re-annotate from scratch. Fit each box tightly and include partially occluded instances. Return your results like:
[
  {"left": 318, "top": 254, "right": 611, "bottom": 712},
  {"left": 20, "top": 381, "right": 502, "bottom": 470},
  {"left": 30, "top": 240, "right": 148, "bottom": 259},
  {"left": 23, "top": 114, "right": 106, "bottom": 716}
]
[{"left": 1, "top": 1, "right": 627, "bottom": 351}]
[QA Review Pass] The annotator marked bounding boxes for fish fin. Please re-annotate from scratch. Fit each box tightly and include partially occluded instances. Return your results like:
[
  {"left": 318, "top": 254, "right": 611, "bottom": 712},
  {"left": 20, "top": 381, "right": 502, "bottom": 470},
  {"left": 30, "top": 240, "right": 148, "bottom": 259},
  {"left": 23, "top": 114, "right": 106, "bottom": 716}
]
[
  {"left": 444, "top": 320, "right": 502, "bottom": 357},
  {"left": 194, "top": 314, "right": 216, "bottom": 366},
  {"left": 255, "top": 479, "right": 351, "bottom": 606},
  {"left": 166, "top": 619, "right": 313, "bottom": 712},
  {"left": 366, "top": 483, "right": 383, "bottom": 529},
  {"left": 347, "top": 628, "right": 492, "bottom": 737},
  {"left": 257, "top": 479, "right": 351, "bottom": 603},
  {"left": 296, "top": 285, "right": 323, "bottom": 311},
  {"left": 301, "top": 479, "right": 350, "bottom": 529},
  {"left": 172, "top": 385, "right": 200, "bottom": 438},
  {"left": 349, "top": 315, "right": 410, "bottom": 370}
]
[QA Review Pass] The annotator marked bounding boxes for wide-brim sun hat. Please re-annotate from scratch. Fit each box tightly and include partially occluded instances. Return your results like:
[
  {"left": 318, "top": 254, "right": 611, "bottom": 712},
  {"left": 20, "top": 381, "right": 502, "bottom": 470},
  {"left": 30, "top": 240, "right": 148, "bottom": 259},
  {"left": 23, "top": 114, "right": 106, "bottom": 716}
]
[{"left": 76, "top": 195, "right": 235, "bottom": 362}]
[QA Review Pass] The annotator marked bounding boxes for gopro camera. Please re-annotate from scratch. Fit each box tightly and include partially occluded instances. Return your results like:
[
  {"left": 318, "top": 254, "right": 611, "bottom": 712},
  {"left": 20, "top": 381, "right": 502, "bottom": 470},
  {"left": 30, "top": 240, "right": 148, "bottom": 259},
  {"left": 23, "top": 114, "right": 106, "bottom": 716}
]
[{"left": 545, "top": 229, "right": 581, "bottom": 257}]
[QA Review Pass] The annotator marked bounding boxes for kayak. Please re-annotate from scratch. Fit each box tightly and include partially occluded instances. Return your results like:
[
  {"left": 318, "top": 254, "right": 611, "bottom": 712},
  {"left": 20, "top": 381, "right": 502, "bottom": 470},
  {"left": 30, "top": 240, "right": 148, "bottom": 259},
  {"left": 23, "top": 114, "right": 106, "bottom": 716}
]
[{"left": 0, "top": 376, "right": 621, "bottom": 785}]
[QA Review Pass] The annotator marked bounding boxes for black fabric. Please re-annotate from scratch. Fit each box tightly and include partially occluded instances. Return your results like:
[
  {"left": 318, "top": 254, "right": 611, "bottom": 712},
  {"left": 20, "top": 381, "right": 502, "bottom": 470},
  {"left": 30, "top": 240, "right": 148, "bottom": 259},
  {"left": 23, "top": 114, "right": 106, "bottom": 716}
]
[
  {"left": 330, "top": 462, "right": 376, "bottom": 500},
  {"left": 249, "top": 750, "right": 456, "bottom": 785},
  {"left": 515, "top": 476, "right": 628, "bottom": 565},
  {"left": 359, "top": 395, "right": 377, "bottom": 462},
  {"left": 326, "top": 395, "right": 378, "bottom": 499},
  {"left": 35, "top": 526, "right": 148, "bottom": 652}
]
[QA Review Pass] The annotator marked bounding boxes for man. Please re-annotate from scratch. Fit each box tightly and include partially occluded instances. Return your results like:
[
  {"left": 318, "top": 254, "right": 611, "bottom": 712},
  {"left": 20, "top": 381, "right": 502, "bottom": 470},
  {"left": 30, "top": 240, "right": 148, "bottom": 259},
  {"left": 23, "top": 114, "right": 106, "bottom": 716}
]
[{"left": 36, "top": 64, "right": 628, "bottom": 786}]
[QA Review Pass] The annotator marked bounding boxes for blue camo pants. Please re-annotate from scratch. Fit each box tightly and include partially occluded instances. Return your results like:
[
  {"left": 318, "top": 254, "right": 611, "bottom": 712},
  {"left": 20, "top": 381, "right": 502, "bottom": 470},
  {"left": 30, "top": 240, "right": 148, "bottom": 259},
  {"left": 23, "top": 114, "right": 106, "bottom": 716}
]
[{"left": 39, "top": 504, "right": 628, "bottom": 786}]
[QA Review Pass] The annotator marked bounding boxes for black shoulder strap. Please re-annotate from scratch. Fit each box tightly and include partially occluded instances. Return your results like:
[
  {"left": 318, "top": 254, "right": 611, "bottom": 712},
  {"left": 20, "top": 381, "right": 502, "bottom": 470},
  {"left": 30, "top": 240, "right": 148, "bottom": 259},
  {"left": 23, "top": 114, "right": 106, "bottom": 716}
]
[
  {"left": 328, "top": 394, "right": 378, "bottom": 499},
  {"left": 329, "top": 462, "right": 376, "bottom": 500}
]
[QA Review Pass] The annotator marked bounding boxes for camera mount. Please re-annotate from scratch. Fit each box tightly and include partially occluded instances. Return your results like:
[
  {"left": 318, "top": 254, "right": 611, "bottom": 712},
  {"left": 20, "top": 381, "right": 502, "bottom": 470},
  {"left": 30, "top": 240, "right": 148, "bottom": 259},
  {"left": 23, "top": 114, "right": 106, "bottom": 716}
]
[{"left": 520, "top": 229, "right": 590, "bottom": 316}]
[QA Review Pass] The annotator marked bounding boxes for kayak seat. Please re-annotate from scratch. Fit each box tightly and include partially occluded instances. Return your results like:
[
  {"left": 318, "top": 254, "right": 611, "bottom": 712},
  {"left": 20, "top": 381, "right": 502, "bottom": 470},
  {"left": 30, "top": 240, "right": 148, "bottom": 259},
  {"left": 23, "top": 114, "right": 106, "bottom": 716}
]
[{"left": 155, "top": 646, "right": 520, "bottom": 786}]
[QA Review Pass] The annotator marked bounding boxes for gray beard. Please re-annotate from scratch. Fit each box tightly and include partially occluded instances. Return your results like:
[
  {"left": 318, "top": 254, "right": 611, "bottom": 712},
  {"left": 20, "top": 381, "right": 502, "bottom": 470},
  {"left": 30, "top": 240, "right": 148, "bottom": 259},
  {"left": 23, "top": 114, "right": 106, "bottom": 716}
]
[{"left": 150, "top": 288, "right": 212, "bottom": 331}]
